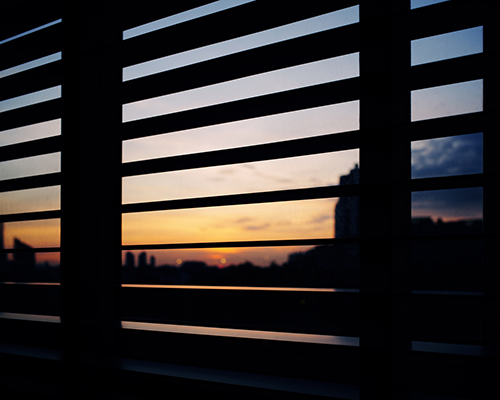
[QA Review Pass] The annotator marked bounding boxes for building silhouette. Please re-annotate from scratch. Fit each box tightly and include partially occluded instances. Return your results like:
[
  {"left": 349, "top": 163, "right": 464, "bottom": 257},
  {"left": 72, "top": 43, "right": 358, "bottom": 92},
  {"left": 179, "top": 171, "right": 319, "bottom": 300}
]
[
  {"left": 125, "top": 252, "right": 135, "bottom": 269},
  {"left": 138, "top": 252, "right": 148, "bottom": 269},
  {"left": 334, "top": 164, "right": 360, "bottom": 238},
  {"left": 13, "top": 238, "right": 36, "bottom": 272}
]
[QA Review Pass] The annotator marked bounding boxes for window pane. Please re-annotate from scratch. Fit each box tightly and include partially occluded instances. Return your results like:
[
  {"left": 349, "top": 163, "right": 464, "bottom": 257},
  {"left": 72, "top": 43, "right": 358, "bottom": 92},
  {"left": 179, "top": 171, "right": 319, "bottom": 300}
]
[
  {"left": 0, "top": 186, "right": 60, "bottom": 215},
  {"left": 123, "top": 101, "right": 359, "bottom": 162},
  {"left": 0, "top": 119, "right": 60, "bottom": 147},
  {"left": 123, "top": 54, "right": 359, "bottom": 122},
  {"left": 0, "top": 152, "right": 60, "bottom": 181},
  {"left": 411, "top": 80, "right": 483, "bottom": 122},
  {"left": 412, "top": 27, "right": 482, "bottom": 66},
  {"left": 411, "top": 133, "right": 482, "bottom": 179},
  {"left": 122, "top": 197, "right": 357, "bottom": 245},
  {"left": 1, "top": 219, "right": 60, "bottom": 249},
  {"left": 411, "top": 187, "right": 483, "bottom": 235},
  {"left": 123, "top": 152, "right": 359, "bottom": 203},
  {"left": 122, "top": 244, "right": 359, "bottom": 289},
  {"left": 0, "top": 86, "right": 61, "bottom": 114}
]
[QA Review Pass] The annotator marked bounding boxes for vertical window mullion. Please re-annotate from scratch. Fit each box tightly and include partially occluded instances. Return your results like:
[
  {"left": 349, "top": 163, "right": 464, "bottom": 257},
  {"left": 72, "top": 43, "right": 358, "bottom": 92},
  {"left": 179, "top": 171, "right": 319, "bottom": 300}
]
[{"left": 359, "top": 1, "right": 411, "bottom": 399}]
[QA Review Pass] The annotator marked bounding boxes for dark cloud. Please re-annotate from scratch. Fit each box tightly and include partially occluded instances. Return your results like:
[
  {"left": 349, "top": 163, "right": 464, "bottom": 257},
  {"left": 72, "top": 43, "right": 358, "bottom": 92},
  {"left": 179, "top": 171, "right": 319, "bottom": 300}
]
[
  {"left": 243, "top": 223, "right": 270, "bottom": 231},
  {"left": 411, "top": 133, "right": 482, "bottom": 179}
]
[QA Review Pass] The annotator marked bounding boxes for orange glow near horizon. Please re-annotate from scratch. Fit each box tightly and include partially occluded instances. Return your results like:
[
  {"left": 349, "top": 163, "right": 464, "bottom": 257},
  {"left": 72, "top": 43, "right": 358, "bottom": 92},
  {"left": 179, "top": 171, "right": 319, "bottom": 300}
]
[
  {"left": 122, "top": 198, "right": 336, "bottom": 246},
  {"left": 5, "top": 251, "right": 60, "bottom": 266},
  {"left": 2, "top": 219, "right": 60, "bottom": 249},
  {"left": 122, "top": 245, "right": 318, "bottom": 268}
]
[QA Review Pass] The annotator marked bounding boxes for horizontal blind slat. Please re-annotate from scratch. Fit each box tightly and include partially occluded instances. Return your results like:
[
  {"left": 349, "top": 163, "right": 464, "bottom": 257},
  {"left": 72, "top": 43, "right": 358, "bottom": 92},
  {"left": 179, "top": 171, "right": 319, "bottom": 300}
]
[
  {"left": 122, "top": 78, "right": 360, "bottom": 140},
  {"left": 0, "top": 61, "right": 62, "bottom": 103},
  {"left": 0, "top": 23, "right": 62, "bottom": 72},
  {"left": 0, "top": 99, "right": 61, "bottom": 132},
  {"left": 122, "top": 24, "right": 360, "bottom": 104},
  {"left": 122, "top": 1, "right": 358, "bottom": 68}
]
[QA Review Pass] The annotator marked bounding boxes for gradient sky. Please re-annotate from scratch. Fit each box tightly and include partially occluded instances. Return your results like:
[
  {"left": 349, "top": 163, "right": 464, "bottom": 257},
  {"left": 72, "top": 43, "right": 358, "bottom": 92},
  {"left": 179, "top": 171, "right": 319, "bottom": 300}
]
[
  {"left": 123, "top": 198, "right": 337, "bottom": 245},
  {"left": 0, "top": 1, "right": 485, "bottom": 268},
  {"left": 412, "top": 187, "right": 483, "bottom": 222}
]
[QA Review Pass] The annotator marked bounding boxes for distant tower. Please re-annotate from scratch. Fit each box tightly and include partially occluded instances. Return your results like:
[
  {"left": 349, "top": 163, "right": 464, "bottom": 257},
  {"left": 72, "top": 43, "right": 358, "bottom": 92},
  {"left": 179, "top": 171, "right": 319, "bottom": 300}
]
[
  {"left": 138, "top": 252, "right": 147, "bottom": 268},
  {"left": 150, "top": 255, "right": 155, "bottom": 268},
  {"left": 335, "top": 165, "right": 360, "bottom": 238},
  {"left": 125, "top": 252, "right": 135, "bottom": 268}
]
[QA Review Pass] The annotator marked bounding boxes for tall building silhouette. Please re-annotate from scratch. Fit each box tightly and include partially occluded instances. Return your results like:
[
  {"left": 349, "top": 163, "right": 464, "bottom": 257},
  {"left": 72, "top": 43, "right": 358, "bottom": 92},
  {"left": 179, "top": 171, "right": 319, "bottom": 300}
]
[
  {"left": 0, "top": 223, "right": 6, "bottom": 270},
  {"left": 334, "top": 165, "right": 360, "bottom": 238},
  {"left": 138, "top": 252, "right": 148, "bottom": 269},
  {"left": 13, "top": 238, "right": 36, "bottom": 272},
  {"left": 125, "top": 252, "right": 135, "bottom": 269}
]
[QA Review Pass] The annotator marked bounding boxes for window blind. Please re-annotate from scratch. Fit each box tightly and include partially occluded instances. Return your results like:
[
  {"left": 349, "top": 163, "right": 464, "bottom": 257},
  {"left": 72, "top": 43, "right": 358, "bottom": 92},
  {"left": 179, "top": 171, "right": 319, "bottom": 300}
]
[{"left": 0, "top": 1, "right": 497, "bottom": 399}]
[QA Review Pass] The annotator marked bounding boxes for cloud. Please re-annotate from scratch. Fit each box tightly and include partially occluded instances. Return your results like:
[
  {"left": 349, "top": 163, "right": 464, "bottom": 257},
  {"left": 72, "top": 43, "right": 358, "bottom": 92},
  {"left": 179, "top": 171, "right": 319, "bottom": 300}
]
[
  {"left": 411, "top": 133, "right": 482, "bottom": 179},
  {"left": 308, "top": 214, "right": 332, "bottom": 224},
  {"left": 243, "top": 223, "right": 271, "bottom": 231},
  {"left": 235, "top": 217, "right": 253, "bottom": 224}
]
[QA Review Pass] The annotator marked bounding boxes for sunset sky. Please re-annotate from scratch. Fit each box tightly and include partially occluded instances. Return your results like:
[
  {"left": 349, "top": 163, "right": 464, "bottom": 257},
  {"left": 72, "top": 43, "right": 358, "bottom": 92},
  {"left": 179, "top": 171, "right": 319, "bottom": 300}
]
[{"left": 0, "top": 1, "right": 484, "bottom": 268}]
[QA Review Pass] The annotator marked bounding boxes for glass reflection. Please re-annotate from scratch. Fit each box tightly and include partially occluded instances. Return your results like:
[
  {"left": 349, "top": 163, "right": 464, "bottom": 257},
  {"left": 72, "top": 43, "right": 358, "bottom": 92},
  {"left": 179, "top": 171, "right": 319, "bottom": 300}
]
[
  {"left": 411, "top": 187, "right": 483, "bottom": 235},
  {"left": 122, "top": 244, "right": 359, "bottom": 289},
  {"left": 411, "top": 133, "right": 482, "bottom": 179},
  {"left": 0, "top": 119, "right": 60, "bottom": 147},
  {"left": 412, "top": 26, "right": 482, "bottom": 66},
  {"left": 0, "top": 186, "right": 60, "bottom": 215},
  {"left": 123, "top": 54, "right": 358, "bottom": 122},
  {"left": 123, "top": 101, "right": 359, "bottom": 162},
  {"left": 123, "top": 153, "right": 359, "bottom": 203},
  {"left": 0, "top": 152, "right": 60, "bottom": 181},
  {"left": 411, "top": 80, "right": 483, "bottom": 122}
]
